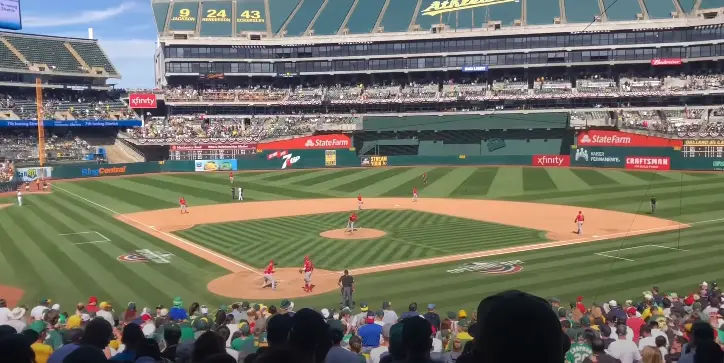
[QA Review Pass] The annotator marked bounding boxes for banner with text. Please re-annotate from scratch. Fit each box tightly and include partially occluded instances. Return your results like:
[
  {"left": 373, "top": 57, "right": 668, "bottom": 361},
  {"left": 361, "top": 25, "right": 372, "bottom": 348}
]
[
  {"left": 577, "top": 130, "right": 682, "bottom": 148},
  {"left": 0, "top": 120, "right": 142, "bottom": 128},
  {"left": 194, "top": 159, "right": 238, "bottom": 172},
  {"left": 531, "top": 155, "right": 570, "bottom": 167},
  {"left": 570, "top": 147, "right": 625, "bottom": 167},
  {"left": 15, "top": 167, "right": 53, "bottom": 182},
  {"left": 171, "top": 143, "right": 257, "bottom": 151},
  {"left": 258, "top": 134, "right": 352, "bottom": 150},
  {"left": 625, "top": 156, "right": 671, "bottom": 170}
]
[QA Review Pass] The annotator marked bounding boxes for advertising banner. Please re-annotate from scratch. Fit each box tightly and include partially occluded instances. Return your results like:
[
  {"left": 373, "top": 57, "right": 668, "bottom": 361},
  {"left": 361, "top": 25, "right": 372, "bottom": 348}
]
[
  {"left": 625, "top": 156, "right": 671, "bottom": 170},
  {"left": 462, "top": 65, "right": 489, "bottom": 72},
  {"left": 128, "top": 94, "right": 158, "bottom": 109},
  {"left": 194, "top": 159, "right": 238, "bottom": 172},
  {"left": 577, "top": 130, "right": 682, "bottom": 148},
  {"left": 81, "top": 166, "right": 129, "bottom": 177},
  {"left": 651, "top": 58, "right": 683, "bottom": 66},
  {"left": 0, "top": 120, "right": 142, "bottom": 128},
  {"left": 571, "top": 147, "right": 625, "bottom": 167},
  {"left": 324, "top": 150, "right": 337, "bottom": 166},
  {"left": 361, "top": 156, "right": 388, "bottom": 167},
  {"left": 171, "top": 144, "right": 256, "bottom": 151},
  {"left": 258, "top": 134, "right": 351, "bottom": 150},
  {"left": 531, "top": 155, "right": 570, "bottom": 167},
  {"left": 15, "top": 166, "right": 52, "bottom": 182}
]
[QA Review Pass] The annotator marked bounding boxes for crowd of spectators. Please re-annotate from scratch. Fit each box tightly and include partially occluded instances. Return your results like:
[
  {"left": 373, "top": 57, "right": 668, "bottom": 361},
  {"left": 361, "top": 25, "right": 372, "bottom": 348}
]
[
  {"left": 616, "top": 107, "right": 724, "bottom": 137},
  {"left": 127, "top": 116, "right": 359, "bottom": 142},
  {"left": 0, "top": 91, "right": 137, "bottom": 121},
  {"left": 159, "top": 71, "right": 724, "bottom": 105},
  {"left": 0, "top": 131, "right": 94, "bottom": 162},
  {"left": 0, "top": 160, "right": 13, "bottom": 182},
  {"left": 1, "top": 282, "right": 724, "bottom": 363}
]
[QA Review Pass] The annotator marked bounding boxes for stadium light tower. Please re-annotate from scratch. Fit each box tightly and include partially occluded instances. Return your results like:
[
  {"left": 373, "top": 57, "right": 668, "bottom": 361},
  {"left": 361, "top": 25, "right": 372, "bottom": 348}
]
[{"left": 35, "top": 77, "right": 45, "bottom": 166}]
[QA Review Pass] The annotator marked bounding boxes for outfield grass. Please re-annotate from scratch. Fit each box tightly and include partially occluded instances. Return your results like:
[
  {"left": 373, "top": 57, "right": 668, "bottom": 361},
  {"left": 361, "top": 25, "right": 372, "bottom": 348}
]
[{"left": 1, "top": 166, "right": 724, "bottom": 313}]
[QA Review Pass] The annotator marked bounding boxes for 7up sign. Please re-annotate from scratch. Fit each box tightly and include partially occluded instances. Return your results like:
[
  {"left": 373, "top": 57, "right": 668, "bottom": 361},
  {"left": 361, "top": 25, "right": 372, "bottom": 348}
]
[{"left": 267, "top": 150, "right": 301, "bottom": 169}]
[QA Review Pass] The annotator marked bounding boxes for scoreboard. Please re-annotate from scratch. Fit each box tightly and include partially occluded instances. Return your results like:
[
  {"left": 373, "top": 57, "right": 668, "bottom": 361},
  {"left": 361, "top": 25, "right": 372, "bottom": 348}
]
[
  {"left": 169, "top": 143, "right": 257, "bottom": 160},
  {"left": 681, "top": 140, "right": 724, "bottom": 158}
]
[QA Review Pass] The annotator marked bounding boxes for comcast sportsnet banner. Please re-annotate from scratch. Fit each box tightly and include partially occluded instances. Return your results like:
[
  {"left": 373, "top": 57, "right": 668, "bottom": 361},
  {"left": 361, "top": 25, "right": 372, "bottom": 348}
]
[
  {"left": 577, "top": 130, "right": 682, "bottom": 148},
  {"left": 257, "top": 134, "right": 351, "bottom": 150}
]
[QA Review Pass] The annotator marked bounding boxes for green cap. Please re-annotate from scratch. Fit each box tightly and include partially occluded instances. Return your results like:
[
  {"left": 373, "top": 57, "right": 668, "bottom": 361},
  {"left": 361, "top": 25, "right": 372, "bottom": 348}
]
[
  {"left": 173, "top": 297, "right": 183, "bottom": 307},
  {"left": 29, "top": 321, "right": 47, "bottom": 334}
]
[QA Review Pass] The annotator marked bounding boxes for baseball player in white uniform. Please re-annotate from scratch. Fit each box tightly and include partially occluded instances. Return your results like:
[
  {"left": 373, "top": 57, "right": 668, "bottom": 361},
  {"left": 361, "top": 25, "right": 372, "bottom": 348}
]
[
  {"left": 238, "top": 187, "right": 243, "bottom": 201},
  {"left": 17, "top": 190, "right": 22, "bottom": 206}
]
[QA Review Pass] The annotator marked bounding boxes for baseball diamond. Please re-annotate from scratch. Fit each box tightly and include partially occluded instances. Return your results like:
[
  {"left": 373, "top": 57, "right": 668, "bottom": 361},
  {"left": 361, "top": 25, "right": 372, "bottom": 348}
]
[{"left": 2, "top": 166, "right": 724, "bottom": 313}]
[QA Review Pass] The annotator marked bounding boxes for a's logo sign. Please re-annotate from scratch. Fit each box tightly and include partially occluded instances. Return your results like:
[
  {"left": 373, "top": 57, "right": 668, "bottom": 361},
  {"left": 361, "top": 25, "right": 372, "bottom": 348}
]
[
  {"left": 575, "top": 148, "right": 589, "bottom": 161},
  {"left": 422, "top": 0, "right": 517, "bottom": 16},
  {"left": 118, "top": 249, "right": 173, "bottom": 264},
  {"left": 447, "top": 260, "right": 524, "bottom": 275}
]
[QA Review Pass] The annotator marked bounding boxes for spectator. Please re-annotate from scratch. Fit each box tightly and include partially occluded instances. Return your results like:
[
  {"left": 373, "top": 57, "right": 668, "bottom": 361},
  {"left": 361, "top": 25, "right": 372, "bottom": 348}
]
[
  {"left": 87, "top": 297, "right": 100, "bottom": 315},
  {"left": 0, "top": 298, "right": 10, "bottom": 324},
  {"left": 0, "top": 333, "right": 36, "bottom": 363},
  {"left": 608, "top": 325, "right": 642, "bottom": 363},
  {"left": 29, "top": 321, "right": 53, "bottom": 363},
  {"left": 475, "top": 290, "right": 564, "bottom": 363},
  {"left": 566, "top": 332, "right": 593, "bottom": 363},
  {"left": 193, "top": 331, "right": 226, "bottom": 363},
  {"left": 424, "top": 304, "right": 441, "bottom": 332},
  {"left": 216, "top": 326, "right": 238, "bottom": 360},
  {"left": 31, "top": 298, "right": 52, "bottom": 321},
  {"left": 161, "top": 323, "right": 182, "bottom": 362},
  {"left": 442, "top": 337, "right": 463, "bottom": 363},
  {"left": 266, "top": 313, "right": 293, "bottom": 348},
  {"left": 665, "top": 336, "right": 687, "bottom": 363},
  {"left": 44, "top": 310, "right": 63, "bottom": 349},
  {"left": 642, "top": 346, "right": 663, "bottom": 363},
  {"left": 97, "top": 302, "right": 115, "bottom": 327},
  {"left": 655, "top": 336, "right": 668, "bottom": 359},
  {"left": 369, "top": 323, "right": 392, "bottom": 363},
  {"left": 48, "top": 328, "right": 83, "bottom": 363},
  {"left": 639, "top": 325, "right": 656, "bottom": 350},
  {"left": 400, "top": 303, "right": 420, "bottom": 320},
  {"left": 288, "top": 308, "right": 332, "bottom": 363},
  {"left": 170, "top": 297, "right": 188, "bottom": 321},
  {"left": 348, "top": 335, "right": 365, "bottom": 363},
  {"left": 135, "top": 338, "right": 162, "bottom": 363},
  {"left": 231, "top": 324, "right": 255, "bottom": 359},
  {"left": 5, "top": 306, "right": 28, "bottom": 333},
  {"left": 626, "top": 307, "right": 645, "bottom": 343},
  {"left": 358, "top": 311, "right": 383, "bottom": 352},
  {"left": 382, "top": 302, "right": 398, "bottom": 325},
  {"left": 401, "top": 315, "right": 433, "bottom": 363},
  {"left": 352, "top": 303, "right": 369, "bottom": 330},
  {"left": 326, "top": 321, "right": 360, "bottom": 363},
  {"left": 111, "top": 322, "right": 144, "bottom": 361},
  {"left": 678, "top": 321, "right": 723, "bottom": 363},
  {"left": 583, "top": 338, "right": 621, "bottom": 363}
]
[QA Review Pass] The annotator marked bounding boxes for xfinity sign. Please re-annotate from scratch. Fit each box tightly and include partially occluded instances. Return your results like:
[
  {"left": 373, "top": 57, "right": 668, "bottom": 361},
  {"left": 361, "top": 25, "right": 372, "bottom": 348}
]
[
  {"left": 128, "top": 94, "right": 158, "bottom": 109},
  {"left": 532, "top": 155, "right": 570, "bottom": 167}
]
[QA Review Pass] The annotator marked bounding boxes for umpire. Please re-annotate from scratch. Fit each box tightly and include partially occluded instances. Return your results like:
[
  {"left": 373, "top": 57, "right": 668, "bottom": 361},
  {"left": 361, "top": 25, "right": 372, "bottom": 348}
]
[
  {"left": 650, "top": 196, "right": 656, "bottom": 214},
  {"left": 338, "top": 269, "right": 355, "bottom": 309},
  {"left": 231, "top": 186, "right": 236, "bottom": 200}
]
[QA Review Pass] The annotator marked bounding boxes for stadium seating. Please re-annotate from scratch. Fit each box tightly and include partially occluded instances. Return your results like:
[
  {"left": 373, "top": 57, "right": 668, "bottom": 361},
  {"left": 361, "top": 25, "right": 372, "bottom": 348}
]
[
  {"left": 0, "top": 130, "right": 95, "bottom": 163},
  {"left": 0, "top": 90, "right": 136, "bottom": 122}
]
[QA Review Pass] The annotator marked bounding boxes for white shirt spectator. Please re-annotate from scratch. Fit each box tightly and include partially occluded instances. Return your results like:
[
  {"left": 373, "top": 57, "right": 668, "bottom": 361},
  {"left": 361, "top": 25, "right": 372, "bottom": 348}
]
[
  {"left": 226, "top": 348, "right": 239, "bottom": 360},
  {"left": 369, "top": 346, "right": 388, "bottom": 363},
  {"left": 382, "top": 310, "right": 398, "bottom": 325},
  {"left": 30, "top": 305, "right": 48, "bottom": 321},
  {"left": 607, "top": 338, "right": 642, "bottom": 363},
  {"left": 0, "top": 306, "right": 10, "bottom": 324},
  {"left": 97, "top": 309, "right": 115, "bottom": 327},
  {"left": 638, "top": 336, "right": 657, "bottom": 350}
]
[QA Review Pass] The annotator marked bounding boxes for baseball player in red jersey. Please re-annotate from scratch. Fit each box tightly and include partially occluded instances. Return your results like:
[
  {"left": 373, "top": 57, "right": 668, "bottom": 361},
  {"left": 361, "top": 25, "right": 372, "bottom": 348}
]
[
  {"left": 413, "top": 187, "right": 419, "bottom": 202},
  {"left": 357, "top": 194, "right": 363, "bottom": 211},
  {"left": 574, "top": 211, "right": 585, "bottom": 235},
  {"left": 301, "top": 256, "right": 314, "bottom": 292},
  {"left": 229, "top": 172, "right": 234, "bottom": 184},
  {"left": 346, "top": 212, "right": 357, "bottom": 233},
  {"left": 179, "top": 197, "right": 189, "bottom": 214},
  {"left": 262, "top": 260, "right": 277, "bottom": 290}
]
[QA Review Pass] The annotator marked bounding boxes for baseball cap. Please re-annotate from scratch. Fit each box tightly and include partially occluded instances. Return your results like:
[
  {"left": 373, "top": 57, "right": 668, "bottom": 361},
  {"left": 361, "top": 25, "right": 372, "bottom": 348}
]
[
  {"left": 360, "top": 303, "right": 369, "bottom": 312},
  {"left": 382, "top": 301, "right": 391, "bottom": 309},
  {"left": 40, "top": 298, "right": 52, "bottom": 305},
  {"left": 366, "top": 311, "right": 375, "bottom": 324},
  {"left": 321, "top": 308, "right": 330, "bottom": 319},
  {"left": 241, "top": 301, "right": 250, "bottom": 310},
  {"left": 428, "top": 304, "right": 435, "bottom": 309},
  {"left": 375, "top": 310, "right": 384, "bottom": 318},
  {"left": 458, "top": 310, "right": 467, "bottom": 318}
]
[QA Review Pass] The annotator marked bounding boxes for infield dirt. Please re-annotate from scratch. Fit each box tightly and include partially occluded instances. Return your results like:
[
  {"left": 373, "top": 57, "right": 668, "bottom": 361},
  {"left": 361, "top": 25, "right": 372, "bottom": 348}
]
[{"left": 116, "top": 198, "right": 687, "bottom": 300}]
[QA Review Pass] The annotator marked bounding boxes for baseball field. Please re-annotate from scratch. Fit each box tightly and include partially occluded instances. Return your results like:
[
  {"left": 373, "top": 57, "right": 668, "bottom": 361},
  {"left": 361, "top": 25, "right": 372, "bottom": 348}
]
[{"left": 1, "top": 165, "right": 724, "bottom": 313}]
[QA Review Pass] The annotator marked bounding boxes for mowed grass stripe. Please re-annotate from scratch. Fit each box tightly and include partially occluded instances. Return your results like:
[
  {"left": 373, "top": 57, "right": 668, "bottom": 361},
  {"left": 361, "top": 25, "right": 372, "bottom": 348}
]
[
  {"left": 259, "top": 170, "right": 316, "bottom": 182},
  {"left": 0, "top": 209, "right": 51, "bottom": 302},
  {"left": 127, "top": 176, "right": 231, "bottom": 203},
  {"left": 294, "top": 169, "right": 365, "bottom": 186},
  {"left": 449, "top": 167, "right": 498, "bottom": 196},
  {"left": 332, "top": 168, "right": 408, "bottom": 192},
  {"left": 522, "top": 168, "right": 557, "bottom": 191},
  {"left": 234, "top": 181, "right": 332, "bottom": 199},
  {"left": 568, "top": 169, "right": 619, "bottom": 186},
  {"left": 73, "top": 180, "right": 177, "bottom": 210},
  {"left": 380, "top": 167, "right": 454, "bottom": 197}
]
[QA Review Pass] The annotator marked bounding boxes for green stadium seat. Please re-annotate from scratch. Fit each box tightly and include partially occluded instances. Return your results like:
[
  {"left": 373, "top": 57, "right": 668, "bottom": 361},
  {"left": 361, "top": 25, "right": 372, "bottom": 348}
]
[
  {"left": 527, "top": 0, "right": 561, "bottom": 25},
  {"left": 0, "top": 39, "right": 26, "bottom": 70},
  {"left": 312, "top": 0, "right": 355, "bottom": 35},
  {"left": 284, "top": 0, "right": 324, "bottom": 36},
  {"left": 4, "top": 34, "right": 82, "bottom": 73},
  {"left": 380, "top": 0, "right": 417, "bottom": 32},
  {"left": 269, "top": 0, "right": 302, "bottom": 35},
  {"left": 564, "top": 0, "right": 601, "bottom": 23},
  {"left": 69, "top": 41, "right": 120, "bottom": 76},
  {"left": 153, "top": 2, "right": 171, "bottom": 33},
  {"left": 344, "top": 0, "right": 386, "bottom": 33}
]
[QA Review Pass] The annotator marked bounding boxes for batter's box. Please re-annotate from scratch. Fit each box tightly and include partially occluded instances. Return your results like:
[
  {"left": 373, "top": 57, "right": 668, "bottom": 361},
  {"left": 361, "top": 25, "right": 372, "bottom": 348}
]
[
  {"left": 59, "top": 231, "right": 111, "bottom": 245},
  {"left": 594, "top": 244, "right": 688, "bottom": 262}
]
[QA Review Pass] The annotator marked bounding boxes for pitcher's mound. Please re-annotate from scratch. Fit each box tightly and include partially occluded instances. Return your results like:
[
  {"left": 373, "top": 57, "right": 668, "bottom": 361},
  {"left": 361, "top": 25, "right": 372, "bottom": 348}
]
[{"left": 320, "top": 228, "right": 387, "bottom": 240}]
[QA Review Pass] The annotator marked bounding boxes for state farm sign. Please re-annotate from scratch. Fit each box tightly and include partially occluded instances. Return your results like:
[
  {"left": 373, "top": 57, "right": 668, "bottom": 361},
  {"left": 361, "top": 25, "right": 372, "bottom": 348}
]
[
  {"left": 577, "top": 130, "right": 682, "bottom": 148},
  {"left": 258, "top": 134, "right": 351, "bottom": 150},
  {"left": 651, "top": 58, "right": 683, "bottom": 66},
  {"left": 625, "top": 156, "right": 671, "bottom": 170},
  {"left": 128, "top": 94, "right": 158, "bottom": 109},
  {"left": 532, "top": 155, "right": 570, "bottom": 167}
]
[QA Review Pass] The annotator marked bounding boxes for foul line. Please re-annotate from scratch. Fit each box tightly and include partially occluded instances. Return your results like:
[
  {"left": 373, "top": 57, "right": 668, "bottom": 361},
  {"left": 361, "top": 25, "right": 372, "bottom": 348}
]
[
  {"left": 594, "top": 244, "right": 689, "bottom": 262},
  {"left": 53, "top": 184, "right": 262, "bottom": 276}
]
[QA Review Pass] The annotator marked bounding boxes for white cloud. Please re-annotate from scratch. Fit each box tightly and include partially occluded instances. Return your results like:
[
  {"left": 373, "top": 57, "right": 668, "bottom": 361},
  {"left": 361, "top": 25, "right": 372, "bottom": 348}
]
[{"left": 24, "top": 2, "right": 138, "bottom": 28}]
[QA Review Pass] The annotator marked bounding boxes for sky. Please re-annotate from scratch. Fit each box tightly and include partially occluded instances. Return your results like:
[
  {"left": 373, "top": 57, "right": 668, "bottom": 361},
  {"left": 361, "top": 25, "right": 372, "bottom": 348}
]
[{"left": 16, "top": 0, "right": 157, "bottom": 88}]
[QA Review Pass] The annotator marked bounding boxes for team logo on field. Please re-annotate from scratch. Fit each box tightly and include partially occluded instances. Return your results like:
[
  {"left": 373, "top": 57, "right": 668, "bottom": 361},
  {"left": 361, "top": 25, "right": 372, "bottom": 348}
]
[
  {"left": 118, "top": 249, "right": 174, "bottom": 264},
  {"left": 446, "top": 260, "right": 524, "bottom": 275}
]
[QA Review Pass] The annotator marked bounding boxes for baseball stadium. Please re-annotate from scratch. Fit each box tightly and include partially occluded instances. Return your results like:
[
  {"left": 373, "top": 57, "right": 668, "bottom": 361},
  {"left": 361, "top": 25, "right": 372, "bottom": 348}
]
[{"left": 2, "top": 0, "right": 724, "bottom": 360}]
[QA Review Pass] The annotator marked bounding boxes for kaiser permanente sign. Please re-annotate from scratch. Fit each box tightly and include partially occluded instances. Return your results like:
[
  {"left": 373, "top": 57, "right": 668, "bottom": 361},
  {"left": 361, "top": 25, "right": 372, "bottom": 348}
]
[
  {"left": 422, "top": 0, "right": 517, "bottom": 16},
  {"left": 576, "top": 130, "right": 683, "bottom": 148}
]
